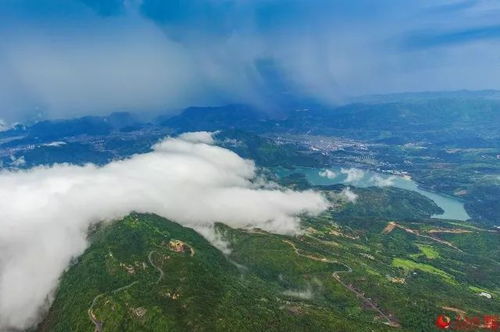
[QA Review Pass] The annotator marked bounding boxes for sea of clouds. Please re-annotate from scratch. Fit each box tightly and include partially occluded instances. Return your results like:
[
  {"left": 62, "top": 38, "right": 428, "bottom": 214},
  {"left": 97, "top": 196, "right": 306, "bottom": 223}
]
[{"left": 0, "top": 132, "right": 329, "bottom": 330}]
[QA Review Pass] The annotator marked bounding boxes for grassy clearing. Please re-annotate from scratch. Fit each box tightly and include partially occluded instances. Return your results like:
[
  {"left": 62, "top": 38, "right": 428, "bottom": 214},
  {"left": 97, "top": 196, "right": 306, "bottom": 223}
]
[
  {"left": 445, "top": 221, "right": 485, "bottom": 231},
  {"left": 392, "top": 258, "right": 456, "bottom": 284},
  {"left": 468, "top": 286, "right": 491, "bottom": 294},
  {"left": 415, "top": 244, "right": 439, "bottom": 259}
]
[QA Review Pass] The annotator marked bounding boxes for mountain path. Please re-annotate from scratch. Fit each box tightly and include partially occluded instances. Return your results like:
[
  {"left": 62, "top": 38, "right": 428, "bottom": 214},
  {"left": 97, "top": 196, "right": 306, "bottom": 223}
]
[
  {"left": 282, "top": 239, "right": 400, "bottom": 328},
  {"left": 88, "top": 250, "right": 165, "bottom": 331},
  {"left": 148, "top": 250, "right": 164, "bottom": 284}
]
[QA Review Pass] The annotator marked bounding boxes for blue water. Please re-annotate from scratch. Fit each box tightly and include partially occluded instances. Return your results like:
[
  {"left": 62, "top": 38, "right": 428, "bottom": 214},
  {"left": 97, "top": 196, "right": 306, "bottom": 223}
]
[{"left": 275, "top": 166, "right": 470, "bottom": 221}]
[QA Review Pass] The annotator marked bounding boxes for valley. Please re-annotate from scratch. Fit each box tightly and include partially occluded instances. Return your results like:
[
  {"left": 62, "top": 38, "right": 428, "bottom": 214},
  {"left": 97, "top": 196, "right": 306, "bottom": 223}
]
[{"left": 0, "top": 93, "right": 498, "bottom": 331}]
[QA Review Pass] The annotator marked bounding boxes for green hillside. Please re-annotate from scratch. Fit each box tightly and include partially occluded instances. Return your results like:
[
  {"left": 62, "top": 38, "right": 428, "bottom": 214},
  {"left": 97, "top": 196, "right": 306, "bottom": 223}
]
[
  {"left": 38, "top": 210, "right": 499, "bottom": 332},
  {"left": 38, "top": 214, "right": 387, "bottom": 332}
]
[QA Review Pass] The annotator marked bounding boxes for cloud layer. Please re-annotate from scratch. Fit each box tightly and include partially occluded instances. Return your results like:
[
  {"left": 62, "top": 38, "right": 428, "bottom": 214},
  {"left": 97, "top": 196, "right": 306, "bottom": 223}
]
[
  {"left": 0, "top": 132, "right": 329, "bottom": 330},
  {"left": 1, "top": 0, "right": 500, "bottom": 122},
  {"left": 318, "top": 169, "right": 337, "bottom": 180},
  {"left": 340, "top": 168, "right": 365, "bottom": 183}
]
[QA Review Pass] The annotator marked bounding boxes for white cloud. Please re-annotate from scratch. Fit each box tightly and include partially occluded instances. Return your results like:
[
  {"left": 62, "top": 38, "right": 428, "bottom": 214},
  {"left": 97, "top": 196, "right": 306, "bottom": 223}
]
[
  {"left": 0, "top": 15, "right": 207, "bottom": 121},
  {"left": 0, "top": 132, "right": 329, "bottom": 330},
  {"left": 178, "top": 131, "right": 216, "bottom": 144},
  {"left": 0, "top": 119, "right": 8, "bottom": 132},
  {"left": 41, "top": 141, "right": 66, "bottom": 147},
  {"left": 195, "top": 225, "right": 232, "bottom": 255},
  {"left": 369, "top": 174, "right": 396, "bottom": 187},
  {"left": 340, "top": 187, "right": 358, "bottom": 203},
  {"left": 318, "top": 169, "right": 337, "bottom": 179},
  {"left": 10, "top": 155, "right": 26, "bottom": 167},
  {"left": 340, "top": 168, "right": 365, "bottom": 183},
  {"left": 3, "top": 1, "right": 500, "bottom": 122}
]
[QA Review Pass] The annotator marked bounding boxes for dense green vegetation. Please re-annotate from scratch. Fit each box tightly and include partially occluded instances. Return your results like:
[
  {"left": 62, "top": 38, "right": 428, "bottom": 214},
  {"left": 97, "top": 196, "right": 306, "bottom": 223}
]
[
  {"left": 215, "top": 130, "right": 328, "bottom": 168},
  {"left": 325, "top": 185, "right": 444, "bottom": 220},
  {"left": 39, "top": 214, "right": 390, "bottom": 332},
  {"left": 391, "top": 258, "right": 456, "bottom": 284},
  {"left": 40, "top": 205, "right": 499, "bottom": 332},
  {"left": 366, "top": 144, "right": 500, "bottom": 226},
  {"left": 412, "top": 244, "right": 439, "bottom": 259}
]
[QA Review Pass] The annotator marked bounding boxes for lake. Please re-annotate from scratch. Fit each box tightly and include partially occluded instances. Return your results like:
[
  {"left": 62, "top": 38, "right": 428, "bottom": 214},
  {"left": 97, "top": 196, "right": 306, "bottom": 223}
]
[{"left": 274, "top": 166, "right": 470, "bottom": 221}]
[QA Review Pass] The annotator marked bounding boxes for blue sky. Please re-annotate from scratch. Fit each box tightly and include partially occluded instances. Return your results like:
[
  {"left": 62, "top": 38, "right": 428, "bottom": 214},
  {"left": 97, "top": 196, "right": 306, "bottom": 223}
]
[{"left": 1, "top": 0, "right": 500, "bottom": 121}]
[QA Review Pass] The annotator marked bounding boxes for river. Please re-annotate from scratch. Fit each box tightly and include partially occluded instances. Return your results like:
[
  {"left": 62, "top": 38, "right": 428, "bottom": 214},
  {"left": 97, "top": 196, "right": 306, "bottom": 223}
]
[{"left": 274, "top": 166, "right": 470, "bottom": 221}]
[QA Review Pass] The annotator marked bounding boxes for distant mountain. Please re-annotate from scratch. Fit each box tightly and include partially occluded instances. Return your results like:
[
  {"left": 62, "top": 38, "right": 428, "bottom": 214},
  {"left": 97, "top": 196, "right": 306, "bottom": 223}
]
[
  {"left": 161, "top": 96, "right": 500, "bottom": 148},
  {"left": 0, "top": 112, "right": 143, "bottom": 142},
  {"left": 350, "top": 90, "right": 500, "bottom": 104},
  {"left": 3, "top": 90, "right": 499, "bottom": 147},
  {"left": 158, "top": 105, "right": 271, "bottom": 133}
]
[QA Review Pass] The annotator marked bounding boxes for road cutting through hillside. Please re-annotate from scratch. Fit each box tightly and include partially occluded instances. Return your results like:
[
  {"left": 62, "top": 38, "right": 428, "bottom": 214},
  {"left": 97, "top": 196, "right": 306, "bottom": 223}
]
[
  {"left": 88, "top": 251, "right": 165, "bottom": 331},
  {"left": 282, "top": 239, "right": 400, "bottom": 328},
  {"left": 382, "top": 221, "right": 462, "bottom": 251},
  {"left": 88, "top": 293, "right": 105, "bottom": 332},
  {"left": 148, "top": 250, "right": 164, "bottom": 284}
]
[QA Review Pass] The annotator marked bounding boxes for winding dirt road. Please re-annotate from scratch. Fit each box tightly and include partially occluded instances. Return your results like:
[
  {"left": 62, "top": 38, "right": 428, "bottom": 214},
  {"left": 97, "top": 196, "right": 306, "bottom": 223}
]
[
  {"left": 382, "top": 221, "right": 462, "bottom": 252},
  {"left": 88, "top": 251, "right": 165, "bottom": 331},
  {"left": 332, "top": 265, "right": 400, "bottom": 327},
  {"left": 88, "top": 281, "right": 139, "bottom": 332},
  {"left": 282, "top": 239, "right": 400, "bottom": 328},
  {"left": 148, "top": 250, "right": 164, "bottom": 284},
  {"left": 88, "top": 293, "right": 105, "bottom": 332}
]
